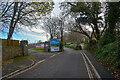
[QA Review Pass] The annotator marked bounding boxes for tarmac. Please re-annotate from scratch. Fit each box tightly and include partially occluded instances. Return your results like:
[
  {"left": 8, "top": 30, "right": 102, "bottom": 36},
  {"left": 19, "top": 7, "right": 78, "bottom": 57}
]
[{"left": 1, "top": 49, "right": 58, "bottom": 78}]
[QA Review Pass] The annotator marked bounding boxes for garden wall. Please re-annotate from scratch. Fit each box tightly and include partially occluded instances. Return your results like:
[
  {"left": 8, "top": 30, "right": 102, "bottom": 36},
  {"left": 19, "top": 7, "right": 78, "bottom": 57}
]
[{"left": 2, "top": 47, "right": 22, "bottom": 61}]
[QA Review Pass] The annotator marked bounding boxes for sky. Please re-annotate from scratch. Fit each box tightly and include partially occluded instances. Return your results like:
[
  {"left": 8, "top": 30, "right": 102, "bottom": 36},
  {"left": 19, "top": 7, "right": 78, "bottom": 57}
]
[
  {"left": 1, "top": 1, "right": 61, "bottom": 44},
  {"left": 0, "top": 1, "right": 106, "bottom": 44}
]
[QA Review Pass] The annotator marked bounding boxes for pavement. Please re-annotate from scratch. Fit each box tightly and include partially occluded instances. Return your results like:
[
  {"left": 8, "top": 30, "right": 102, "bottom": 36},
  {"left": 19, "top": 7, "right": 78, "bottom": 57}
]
[
  {"left": 2, "top": 48, "right": 115, "bottom": 79},
  {"left": 81, "top": 50, "right": 115, "bottom": 78},
  {"left": 2, "top": 48, "right": 59, "bottom": 78},
  {"left": 2, "top": 57, "right": 33, "bottom": 77}
]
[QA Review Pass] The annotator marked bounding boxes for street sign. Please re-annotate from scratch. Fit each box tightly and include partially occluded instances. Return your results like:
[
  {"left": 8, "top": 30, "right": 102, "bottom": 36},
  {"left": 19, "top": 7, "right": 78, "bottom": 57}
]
[{"left": 50, "top": 39, "right": 60, "bottom": 52}]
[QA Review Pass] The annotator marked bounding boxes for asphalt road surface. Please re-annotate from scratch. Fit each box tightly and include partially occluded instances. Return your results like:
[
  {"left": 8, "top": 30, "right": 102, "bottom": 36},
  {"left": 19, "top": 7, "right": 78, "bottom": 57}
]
[{"left": 12, "top": 48, "right": 114, "bottom": 79}]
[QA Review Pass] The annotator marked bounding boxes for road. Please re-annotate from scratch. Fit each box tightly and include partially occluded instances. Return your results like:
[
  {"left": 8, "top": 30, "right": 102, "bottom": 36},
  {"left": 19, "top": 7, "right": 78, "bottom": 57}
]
[{"left": 12, "top": 48, "right": 114, "bottom": 79}]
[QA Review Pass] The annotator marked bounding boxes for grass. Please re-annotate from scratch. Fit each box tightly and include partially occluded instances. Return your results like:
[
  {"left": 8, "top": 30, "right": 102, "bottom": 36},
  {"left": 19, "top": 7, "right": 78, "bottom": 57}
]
[
  {"left": 32, "top": 47, "right": 44, "bottom": 50},
  {"left": 14, "top": 55, "right": 34, "bottom": 62},
  {"left": 3, "top": 55, "right": 34, "bottom": 64},
  {"left": 32, "top": 47, "right": 44, "bottom": 52}
]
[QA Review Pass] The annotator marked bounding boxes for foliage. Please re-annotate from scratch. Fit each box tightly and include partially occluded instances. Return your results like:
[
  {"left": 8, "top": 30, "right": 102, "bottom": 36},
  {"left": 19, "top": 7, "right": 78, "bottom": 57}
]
[
  {"left": 65, "top": 44, "right": 82, "bottom": 50},
  {"left": 65, "top": 44, "right": 70, "bottom": 48},
  {"left": 100, "top": 2, "right": 120, "bottom": 47},
  {"left": 76, "top": 44, "right": 82, "bottom": 50},
  {"left": 105, "top": 2, "right": 120, "bottom": 29},
  {"left": 100, "top": 28, "right": 116, "bottom": 46},
  {"left": 70, "top": 45, "right": 76, "bottom": 50},
  {"left": 70, "top": 2, "right": 104, "bottom": 41},
  {"left": 96, "top": 41, "right": 119, "bottom": 69},
  {"left": 87, "top": 41, "right": 120, "bottom": 69}
]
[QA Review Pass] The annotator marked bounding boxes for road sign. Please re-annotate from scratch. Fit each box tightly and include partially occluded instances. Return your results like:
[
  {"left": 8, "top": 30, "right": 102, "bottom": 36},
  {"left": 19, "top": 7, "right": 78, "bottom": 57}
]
[{"left": 50, "top": 39, "right": 60, "bottom": 52}]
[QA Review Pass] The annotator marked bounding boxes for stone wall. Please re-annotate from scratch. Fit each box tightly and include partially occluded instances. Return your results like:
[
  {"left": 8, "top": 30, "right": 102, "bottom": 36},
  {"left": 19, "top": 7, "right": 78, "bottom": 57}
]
[{"left": 2, "top": 47, "right": 22, "bottom": 61}]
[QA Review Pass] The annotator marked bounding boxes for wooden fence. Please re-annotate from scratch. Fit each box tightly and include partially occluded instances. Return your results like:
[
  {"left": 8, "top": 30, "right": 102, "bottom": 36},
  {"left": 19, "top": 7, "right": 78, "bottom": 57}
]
[{"left": 2, "top": 39, "right": 19, "bottom": 47}]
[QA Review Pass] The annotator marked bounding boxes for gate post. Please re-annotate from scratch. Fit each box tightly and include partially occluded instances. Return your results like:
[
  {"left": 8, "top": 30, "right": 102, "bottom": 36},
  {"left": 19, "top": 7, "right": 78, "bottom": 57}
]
[{"left": 20, "top": 40, "right": 28, "bottom": 56}]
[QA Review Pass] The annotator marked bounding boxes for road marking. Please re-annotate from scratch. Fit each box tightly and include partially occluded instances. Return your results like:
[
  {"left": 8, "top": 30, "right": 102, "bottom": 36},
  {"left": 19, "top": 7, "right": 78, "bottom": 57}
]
[
  {"left": 1, "top": 58, "right": 46, "bottom": 79},
  {"left": 83, "top": 52, "right": 101, "bottom": 79},
  {"left": 2, "top": 53, "right": 59, "bottom": 79},
  {"left": 1, "top": 52, "right": 61, "bottom": 79},
  {"left": 8, "top": 63, "right": 37, "bottom": 78},
  {"left": 0, "top": 77, "right": 2, "bottom": 80},
  {"left": 58, "top": 52, "right": 62, "bottom": 54},
  {"left": 50, "top": 54, "right": 56, "bottom": 58},
  {"left": 1, "top": 59, "right": 35, "bottom": 79},
  {"left": 38, "top": 59, "right": 46, "bottom": 64},
  {"left": 81, "top": 52, "right": 93, "bottom": 79}
]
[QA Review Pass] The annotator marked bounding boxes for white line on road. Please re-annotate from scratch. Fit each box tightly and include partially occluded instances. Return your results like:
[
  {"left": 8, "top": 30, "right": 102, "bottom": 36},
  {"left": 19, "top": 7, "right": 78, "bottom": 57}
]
[
  {"left": 50, "top": 54, "right": 56, "bottom": 58},
  {"left": 82, "top": 51, "right": 101, "bottom": 79},
  {"left": 1, "top": 52, "right": 60, "bottom": 79},
  {"left": 6, "top": 53, "right": 58, "bottom": 78},
  {"left": 3, "top": 59, "right": 46, "bottom": 78},
  {"left": 38, "top": 59, "right": 46, "bottom": 64},
  {"left": 80, "top": 52, "right": 93, "bottom": 79}
]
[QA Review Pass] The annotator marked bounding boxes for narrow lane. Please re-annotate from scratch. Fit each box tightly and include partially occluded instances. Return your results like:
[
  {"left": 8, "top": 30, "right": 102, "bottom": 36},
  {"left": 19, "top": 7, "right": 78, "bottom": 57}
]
[{"left": 13, "top": 48, "right": 89, "bottom": 78}]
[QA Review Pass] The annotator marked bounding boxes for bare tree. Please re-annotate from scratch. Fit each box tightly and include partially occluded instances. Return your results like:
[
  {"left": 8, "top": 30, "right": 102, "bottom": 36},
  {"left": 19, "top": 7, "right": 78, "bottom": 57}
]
[
  {"left": 0, "top": 2, "right": 54, "bottom": 40},
  {"left": 42, "top": 16, "right": 59, "bottom": 39},
  {"left": 64, "top": 32, "right": 86, "bottom": 44}
]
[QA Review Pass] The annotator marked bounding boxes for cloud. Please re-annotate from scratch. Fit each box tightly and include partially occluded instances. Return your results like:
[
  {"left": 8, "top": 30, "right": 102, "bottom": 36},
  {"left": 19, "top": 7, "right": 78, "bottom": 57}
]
[
  {"left": 18, "top": 24, "right": 50, "bottom": 43},
  {"left": 22, "top": 29, "right": 48, "bottom": 42}
]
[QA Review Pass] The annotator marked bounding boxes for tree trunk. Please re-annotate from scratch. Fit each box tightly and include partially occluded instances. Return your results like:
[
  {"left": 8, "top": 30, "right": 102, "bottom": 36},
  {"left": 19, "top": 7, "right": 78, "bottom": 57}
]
[
  {"left": 7, "top": 2, "right": 18, "bottom": 40},
  {"left": 50, "top": 34, "right": 53, "bottom": 39},
  {"left": 7, "top": 3, "right": 18, "bottom": 46},
  {"left": 94, "top": 23, "right": 100, "bottom": 41},
  {"left": 60, "top": 28, "right": 63, "bottom": 51}
]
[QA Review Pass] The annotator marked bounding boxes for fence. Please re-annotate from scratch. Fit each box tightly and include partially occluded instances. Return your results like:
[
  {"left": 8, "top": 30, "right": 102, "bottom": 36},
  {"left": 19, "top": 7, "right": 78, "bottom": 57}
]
[{"left": 2, "top": 39, "right": 19, "bottom": 47}]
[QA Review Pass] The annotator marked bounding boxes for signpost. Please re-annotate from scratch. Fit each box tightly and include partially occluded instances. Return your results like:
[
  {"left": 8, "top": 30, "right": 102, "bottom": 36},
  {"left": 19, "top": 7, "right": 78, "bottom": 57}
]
[{"left": 50, "top": 39, "right": 60, "bottom": 52}]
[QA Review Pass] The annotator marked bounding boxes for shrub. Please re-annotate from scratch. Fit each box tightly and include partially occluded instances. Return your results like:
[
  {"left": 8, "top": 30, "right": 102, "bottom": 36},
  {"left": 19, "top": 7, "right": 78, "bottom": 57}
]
[
  {"left": 96, "top": 41, "right": 119, "bottom": 69},
  {"left": 100, "top": 29, "right": 116, "bottom": 46},
  {"left": 70, "top": 45, "right": 76, "bottom": 50},
  {"left": 76, "top": 44, "right": 82, "bottom": 50},
  {"left": 65, "top": 45, "right": 70, "bottom": 48}
]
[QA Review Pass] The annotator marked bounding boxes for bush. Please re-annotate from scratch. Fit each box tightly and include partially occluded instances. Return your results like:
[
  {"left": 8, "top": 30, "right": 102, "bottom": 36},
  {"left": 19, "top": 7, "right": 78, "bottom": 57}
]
[
  {"left": 100, "top": 29, "right": 116, "bottom": 46},
  {"left": 65, "top": 45, "right": 70, "bottom": 48},
  {"left": 96, "top": 41, "right": 120, "bottom": 69},
  {"left": 86, "top": 40, "right": 120, "bottom": 69},
  {"left": 70, "top": 45, "right": 76, "bottom": 50},
  {"left": 65, "top": 43, "right": 82, "bottom": 50},
  {"left": 76, "top": 44, "right": 82, "bottom": 50}
]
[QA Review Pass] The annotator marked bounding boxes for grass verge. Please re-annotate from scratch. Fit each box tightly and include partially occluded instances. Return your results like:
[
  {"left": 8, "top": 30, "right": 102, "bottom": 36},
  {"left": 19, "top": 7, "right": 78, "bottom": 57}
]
[
  {"left": 86, "top": 41, "right": 120, "bottom": 79},
  {"left": 31, "top": 47, "right": 44, "bottom": 52},
  {"left": 3, "top": 55, "right": 34, "bottom": 64}
]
